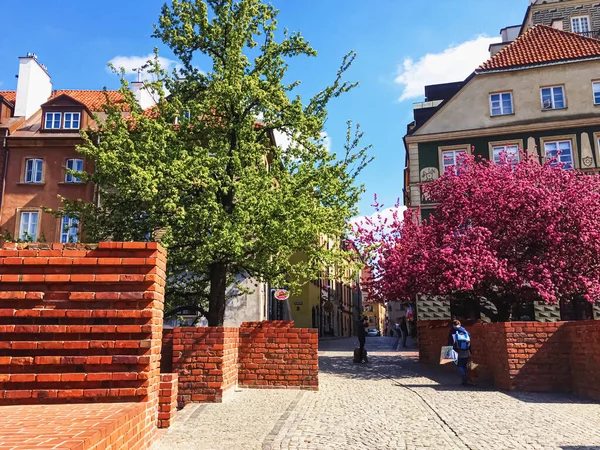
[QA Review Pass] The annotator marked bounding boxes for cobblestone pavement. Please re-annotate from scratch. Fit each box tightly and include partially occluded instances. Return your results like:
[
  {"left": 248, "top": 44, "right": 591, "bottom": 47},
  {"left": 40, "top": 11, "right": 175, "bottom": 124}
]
[{"left": 152, "top": 337, "right": 600, "bottom": 450}]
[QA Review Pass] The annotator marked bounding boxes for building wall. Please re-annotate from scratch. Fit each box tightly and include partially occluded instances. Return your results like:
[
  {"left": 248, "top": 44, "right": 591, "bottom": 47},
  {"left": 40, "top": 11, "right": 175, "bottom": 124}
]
[
  {"left": 414, "top": 60, "right": 600, "bottom": 136},
  {"left": 528, "top": 1, "right": 600, "bottom": 33},
  {"left": 1, "top": 142, "right": 94, "bottom": 242},
  {"left": 288, "top": 281, "right": 320, "bottom": 329},
  {"left": 222, "top": 278, "right": 267, "bottom": 327}
]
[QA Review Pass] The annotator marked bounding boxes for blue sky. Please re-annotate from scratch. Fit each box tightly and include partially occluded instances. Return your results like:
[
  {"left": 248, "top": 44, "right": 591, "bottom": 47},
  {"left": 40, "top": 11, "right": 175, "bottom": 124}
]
[{"left": 0, "top": 0, "right": 526, "bottom": 217}]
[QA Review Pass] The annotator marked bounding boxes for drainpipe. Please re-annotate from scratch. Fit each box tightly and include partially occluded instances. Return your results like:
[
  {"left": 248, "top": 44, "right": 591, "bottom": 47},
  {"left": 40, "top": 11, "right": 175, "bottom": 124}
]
[{"left": 0, "top": 129, "right": 9, "bottom": 224}]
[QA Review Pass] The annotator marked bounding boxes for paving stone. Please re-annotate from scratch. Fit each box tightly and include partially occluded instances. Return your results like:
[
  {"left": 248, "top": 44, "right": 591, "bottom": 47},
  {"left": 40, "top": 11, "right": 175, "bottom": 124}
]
[{"left": 152, "top": 337, "right": 600, "bottom": 450}]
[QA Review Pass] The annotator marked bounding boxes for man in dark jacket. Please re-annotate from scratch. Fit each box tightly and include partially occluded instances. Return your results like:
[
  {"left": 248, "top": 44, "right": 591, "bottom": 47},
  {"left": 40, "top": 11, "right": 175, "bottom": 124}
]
[
  {"left": 400, "top": 316, "right": 409, "bottom": 348},
  {"left": 356, "top": 316, "right": 368, "bottom": 362},
  {"left": 448, "top": 319, "right": 472, "bottom": 386}
]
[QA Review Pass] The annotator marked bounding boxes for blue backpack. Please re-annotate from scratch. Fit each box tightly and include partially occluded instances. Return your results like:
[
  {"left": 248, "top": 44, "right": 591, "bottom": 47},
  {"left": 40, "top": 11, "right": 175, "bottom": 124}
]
[{"left": 453, "top": 327, "right": 471, "bottom": 351}]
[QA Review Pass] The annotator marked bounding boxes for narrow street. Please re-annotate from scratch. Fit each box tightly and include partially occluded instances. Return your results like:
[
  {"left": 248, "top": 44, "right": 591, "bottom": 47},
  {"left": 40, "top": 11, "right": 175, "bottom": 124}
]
[{"left": 152, "top": 337, "right": 600, "bottom": 450}]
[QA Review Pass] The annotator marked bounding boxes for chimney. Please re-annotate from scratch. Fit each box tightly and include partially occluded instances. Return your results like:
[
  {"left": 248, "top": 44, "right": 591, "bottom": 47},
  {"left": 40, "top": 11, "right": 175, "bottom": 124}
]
[
  {"left": 131, "top": 81, "right": 158, "bottom": 111},
  {"left": 14, "top": 53, "right": 52, "bottom": 119}
]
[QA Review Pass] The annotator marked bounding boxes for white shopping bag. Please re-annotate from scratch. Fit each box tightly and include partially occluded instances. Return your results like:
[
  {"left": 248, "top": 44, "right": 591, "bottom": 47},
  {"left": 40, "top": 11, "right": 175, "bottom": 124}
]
[{"left": 440, "top": 345, "right": 458, "bottom": 364}]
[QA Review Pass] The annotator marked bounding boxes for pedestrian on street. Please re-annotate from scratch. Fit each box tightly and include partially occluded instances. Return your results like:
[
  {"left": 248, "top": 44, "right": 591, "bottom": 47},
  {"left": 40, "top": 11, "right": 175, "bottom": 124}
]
[
  {"left": 400, "top": 316, "right": 409, "bottom": 348},
  {"left": 394, "top": 321, "right": 401, "bottom": 338},
  {"left": 448, "top": 319, "right": 473, "bottom": 386},
  {"left": 355, "top": 316, "right": 368, "bottom": 363}
]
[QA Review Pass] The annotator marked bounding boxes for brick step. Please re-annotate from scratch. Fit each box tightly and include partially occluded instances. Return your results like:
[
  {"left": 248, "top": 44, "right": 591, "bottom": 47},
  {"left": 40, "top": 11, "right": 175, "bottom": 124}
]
[
  {"left": 0, "top": 340, "right": 152, "bottom": 349},
  {"left": 0, "top": 372, "right": 144, "bottom": 382},
  {"left": 0, "top": 355, "right": 152, "bottom": 365},
  {"left": 0, "top": 324, "right": 156, "bottom": 333},
  {"left": 0, "top": 309, "right": 156, "bottom": 318},
  {"left": 1, "top": 387, "right": 149, "bottom": 400}
]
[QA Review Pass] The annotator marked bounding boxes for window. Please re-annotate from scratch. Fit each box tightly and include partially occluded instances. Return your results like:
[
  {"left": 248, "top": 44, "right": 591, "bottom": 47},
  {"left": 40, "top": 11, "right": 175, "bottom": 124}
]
[
  {"left": 490, "top": 92, "right": 513, "bottom": 116},
  {"left": 65, "top": 158, "right": 83, "bottom": 183},
  {"left": 544, "top": 140, "right": 574, "bottom": 169},
  {"left": 442, "top": 149, "right": 467, "bottom": 174},
  {"left": 541, "top": 86, "right": 566, "bottom": 110},
  {"left": 63, "top": 112, "right": 80, "bottom": 130},
  {"left": 24, "top": 158, "right": 43, "bottom": 183},
  {"left": 572, "top": 16, "right": 590, "bottom": 34},
  {"left": 19, "top": 211, "right": 38, "bottom": 241},
  {"left": 60, "top": 216, "right": 79, "bottom": 243},
  {"left": 492, "top": 144, "right": 519, "bottom": 166},
  {"left": 45, "top": 112, "right": 62, "bottom": 129},
  {"left": 593, "top": 82, "right": 600, "bottom": 105}
]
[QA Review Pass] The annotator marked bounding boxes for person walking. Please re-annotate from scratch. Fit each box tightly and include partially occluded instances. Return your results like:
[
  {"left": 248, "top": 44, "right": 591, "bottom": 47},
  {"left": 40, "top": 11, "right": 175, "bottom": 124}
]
[
  {"left": 355, "top": 316, "right": 368, "bottom": 363},
  {"left": 448, "top": 319, "right": 473, "bottom": 386},
  {"left": 400, "top": 316, "right": 409, "bottom": 348}
]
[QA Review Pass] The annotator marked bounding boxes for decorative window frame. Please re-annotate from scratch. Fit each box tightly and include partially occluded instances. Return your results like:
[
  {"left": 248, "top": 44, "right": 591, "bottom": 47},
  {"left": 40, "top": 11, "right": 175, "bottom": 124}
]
[
  {"left": 63, "top": 157, "right": 85, "bottom": 183},
  {"left": 591, "top": 132, "right": 600, "bottom": 169},
  {"left": 539, "top": 134, "right": 579, "bottom": 169},
  {"left": 489, "top": 91, "right": 514, "bottom": 117},
  {"left": 438, "top": 144, "right": 471, "bottom": 175},
  {"left": 592, "top": 80, "right": 600, "bottom": 106},
  {"left": 14, "top": 207, "right": 42, "bottom": 242},
  {"left": 540, "top": 85, "right": 567, "bottom": 111},
  {"left": 487, "top": 139, "right": 524, "bottom": 164},
  {"left": 63, "top": 112, "right": 81, "bottom": 130},
  {"left": 571, "top": 15, "right": 591, "bottom": 33},
  {"left": 20, "top": 157, "right": 45, "bottom": 184},
  {"left": 56, "top": 212, "right": 80, "bottom": 244}
]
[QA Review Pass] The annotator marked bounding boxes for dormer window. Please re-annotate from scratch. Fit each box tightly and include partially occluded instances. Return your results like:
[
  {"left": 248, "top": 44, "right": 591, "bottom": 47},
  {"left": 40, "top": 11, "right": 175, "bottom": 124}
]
[
  {"left": 64, "top": 112, "right": 80, "bottom": 129},
  {"left": 45, "top": 112, "right": 62, "bottom": 129},
  {"left": 43, "top": 111, "right": 81, "bottom": 130}
]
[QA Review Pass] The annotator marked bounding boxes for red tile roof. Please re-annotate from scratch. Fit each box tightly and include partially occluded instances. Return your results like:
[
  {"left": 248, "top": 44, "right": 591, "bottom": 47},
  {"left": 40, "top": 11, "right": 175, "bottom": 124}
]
[
  {"left": 0, "top": 89, "right": 124, "bottom": 111},
  {"left": 0, "top": 91, "right": 16, "bottom": 103},
  {"left": 478, "top": 25, "right": 600, "bottom": 72},
  {"left": 51, "top": 90, "right": 126, "bottom": 111}
]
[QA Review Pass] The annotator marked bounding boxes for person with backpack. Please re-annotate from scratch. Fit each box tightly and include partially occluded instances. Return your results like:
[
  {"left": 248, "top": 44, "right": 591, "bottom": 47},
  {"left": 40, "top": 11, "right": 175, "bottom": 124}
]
[{"left": 448, "top": 319, "right": 472, "bottom": 386}]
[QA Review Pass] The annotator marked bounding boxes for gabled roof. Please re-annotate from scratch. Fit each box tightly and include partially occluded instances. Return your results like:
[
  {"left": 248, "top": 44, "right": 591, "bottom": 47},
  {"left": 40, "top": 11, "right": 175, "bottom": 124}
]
[
  {"left": 51, "top": 90, "right": 126, "bottom": 111},
  {"left": 478, "top": 25, "right": 600, "bottom": 72},
  {"left": 0, "top": 91, "right": 16, "bottom": 104},
  {"left": 0, "top": 90, "right": 124, "bottom": 112}
]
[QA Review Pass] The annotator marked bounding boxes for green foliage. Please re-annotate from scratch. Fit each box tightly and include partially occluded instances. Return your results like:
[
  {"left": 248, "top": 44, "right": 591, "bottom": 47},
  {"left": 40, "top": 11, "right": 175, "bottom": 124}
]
[{"left": 61, "top": 0, "right": 372, "bottom": 325}]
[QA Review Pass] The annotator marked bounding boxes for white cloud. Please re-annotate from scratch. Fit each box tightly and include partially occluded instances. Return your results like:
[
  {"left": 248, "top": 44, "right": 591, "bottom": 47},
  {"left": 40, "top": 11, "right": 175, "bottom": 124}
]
[
  {"left": 350, "top": 206, "right": 407, "bottom": 233},
  {"left": 395, "top": 35, "right": 500, "bottom": 102},
  {"left": 108, "top": 54, "right": 181, "bottom": 80}
]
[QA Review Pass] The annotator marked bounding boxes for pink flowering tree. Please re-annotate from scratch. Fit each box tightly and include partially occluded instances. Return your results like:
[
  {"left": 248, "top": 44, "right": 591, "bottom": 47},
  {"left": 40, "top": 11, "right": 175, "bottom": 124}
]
[{"left": 353, "top": 153, "right": 600, "bottom": 321}]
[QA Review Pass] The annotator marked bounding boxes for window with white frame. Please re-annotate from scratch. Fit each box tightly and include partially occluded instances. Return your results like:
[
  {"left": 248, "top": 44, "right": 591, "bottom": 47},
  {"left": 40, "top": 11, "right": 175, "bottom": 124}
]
[
  {"left": 492, "top": 144, "right": 519, "bottom": 166},
  {"left": 442, "top": 149, "right": 467, "bottom": 175},
  {"left": 593, "top": 82, "right": 600, "bottom": 105},
  {"left": 60, "top": 216, "right": 79, "bottom": 243},
  {"left": 63, "top": 112, "right": 80, "bottom": 130},
  {"left": 65, "top": 158, "right": 83, "bottom": 183},
  {"left": 544, "top": 140, "right": 574, "bottom": 169},
  {"left": 572, "top": 16, "right": 590, "bottom": 34},
  {"left": 19, "top": 211, "right": 38, "bottom": 241},
  {"left": 24, "top": 158, "right": 43, "bottom": 183},
  {"left": 541, "top": 86, "right": 566, "bottom": 110},
  {"left": 490, "top": 92, "right": 513, "bottom": 116},
  {"left": 45, "top": 112, "right": 62, "bottom": 129}
]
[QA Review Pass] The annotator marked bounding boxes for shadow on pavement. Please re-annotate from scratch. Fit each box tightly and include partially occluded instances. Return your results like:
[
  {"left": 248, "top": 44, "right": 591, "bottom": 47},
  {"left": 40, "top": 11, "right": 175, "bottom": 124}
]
[{"left": 319, "top": 353, "right": 600, "bottom": 405}]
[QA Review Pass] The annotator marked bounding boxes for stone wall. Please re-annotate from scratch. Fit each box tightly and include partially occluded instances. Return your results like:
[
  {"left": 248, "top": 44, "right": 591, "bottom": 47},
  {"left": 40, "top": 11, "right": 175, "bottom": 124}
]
[
  {"left": 418, "top": 319, "right": 600, "bottom": 400},
  {"left": 238, "top": 321, "right": 319, "bottom": 390}
]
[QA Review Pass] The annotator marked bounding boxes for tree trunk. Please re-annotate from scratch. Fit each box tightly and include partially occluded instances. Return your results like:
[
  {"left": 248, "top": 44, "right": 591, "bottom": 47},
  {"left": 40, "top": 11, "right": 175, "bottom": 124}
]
[{"left": 207, "top": 263, "right": 228, "bottom": 326}]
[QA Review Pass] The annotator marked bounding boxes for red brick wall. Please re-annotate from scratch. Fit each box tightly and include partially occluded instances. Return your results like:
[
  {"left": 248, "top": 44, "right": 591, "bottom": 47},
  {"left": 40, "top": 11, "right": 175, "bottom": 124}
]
[
  {"left": 418, "top": 319, "right": 600, "bottom": 400},
  {"left": 238, "top": 321, "right": 318, "bottom": 390},
  {"left": 171, "top": 327, "right": 240, "bottom": 405},
  {"left": 158, "top": 373, "right": 178, "bottom": 429},
  {"left": 567, "top": 321, "right": 600, "bottom": 401},
  {"left": 0, "top": 242, "right": 166, "bottom": 407},
  {"left": 161, "top": 329, "right": 174, "bottom": 374}
]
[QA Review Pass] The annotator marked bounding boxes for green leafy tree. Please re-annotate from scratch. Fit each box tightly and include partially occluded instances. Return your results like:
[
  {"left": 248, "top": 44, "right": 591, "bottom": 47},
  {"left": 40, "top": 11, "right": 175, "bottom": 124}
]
[{"left": 62, "top": 0, "right": 372, "bottom": 326}]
